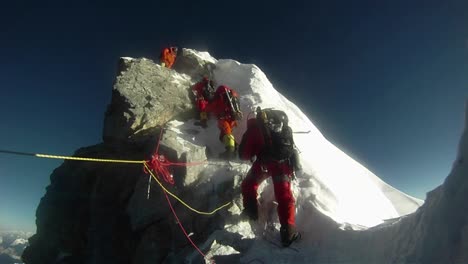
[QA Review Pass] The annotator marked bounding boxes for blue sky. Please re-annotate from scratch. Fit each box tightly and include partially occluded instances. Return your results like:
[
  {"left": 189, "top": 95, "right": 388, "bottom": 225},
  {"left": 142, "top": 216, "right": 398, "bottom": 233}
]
[{"left": 0, "top": 1, "right": 467, "bottom": 231}]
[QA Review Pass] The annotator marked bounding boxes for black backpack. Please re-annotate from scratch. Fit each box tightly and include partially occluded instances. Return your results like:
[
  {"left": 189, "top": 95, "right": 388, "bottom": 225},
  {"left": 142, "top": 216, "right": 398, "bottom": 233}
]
[
  {"left": 257, "top": 109, "right": 295, "bottom": 161},
  {"left": 202, "top": 80, "right": 215, "bottom": 102}
]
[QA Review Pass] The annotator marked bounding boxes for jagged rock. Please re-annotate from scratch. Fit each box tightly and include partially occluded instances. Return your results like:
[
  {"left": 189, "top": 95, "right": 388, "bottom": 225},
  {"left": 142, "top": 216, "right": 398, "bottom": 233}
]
[
  {"left": 103, "top": 57, "right": 194, "bottom": 143},
  {"left": 159, "top": 127, "right": 207, "bottom": 187},
  {"left": 131, "top": 222, "right": 173, "bottom": 264},
  {"left": 126, "top": 171, "right": 171, "bottom": 229},
  {"left": 23, "top": 52, "right": 218, "bottom": 264}
]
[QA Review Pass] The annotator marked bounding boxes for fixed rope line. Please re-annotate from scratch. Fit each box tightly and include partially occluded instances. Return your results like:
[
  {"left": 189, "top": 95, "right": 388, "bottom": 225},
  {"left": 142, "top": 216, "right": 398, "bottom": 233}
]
[
  {"left": 2, "top": 144, "right": 229, "bottom": 262},
  {"left": 36, "top": 153, "right": 144, "bottom": 164},
  {"left": 148, "top": 126, "right": 166, "bottom": 196},
  {"left": 143, "top": 163, "right": 231, "bottom": 215},
  {"left": 0, "top": 148, "right": 231, "bottom": 215},
  {"left": 146, "top": 127, "right": 215, "bottom": 262},
  {"left": 162, "top": 189, "right": 212, "bottom": 263},
  {"left": 164, "top": 160, "right": 208, "bottom": 166},
  {"left": 0, "top": 149, "right": 144, "bottom": 164}
]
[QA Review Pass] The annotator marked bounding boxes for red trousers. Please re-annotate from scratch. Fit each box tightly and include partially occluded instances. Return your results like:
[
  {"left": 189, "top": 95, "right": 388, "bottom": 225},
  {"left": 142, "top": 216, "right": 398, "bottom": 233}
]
[{"left": 241, "top": 160, "right": 295, "bottom": 226}]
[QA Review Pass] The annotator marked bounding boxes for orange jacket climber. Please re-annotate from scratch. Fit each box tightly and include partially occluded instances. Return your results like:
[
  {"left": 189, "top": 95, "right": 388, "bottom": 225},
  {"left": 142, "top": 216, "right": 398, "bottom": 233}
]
[{"left": 159, "top": 47, "right": 178, "bottom": 68}]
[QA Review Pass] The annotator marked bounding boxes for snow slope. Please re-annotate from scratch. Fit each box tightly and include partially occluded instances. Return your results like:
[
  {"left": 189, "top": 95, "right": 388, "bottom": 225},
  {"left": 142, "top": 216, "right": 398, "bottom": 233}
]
[
  {"left": 157, "top": 50, "right": 432, "bottom": 263},
  {"left": 185, "top": 51, "right": 423, "bottom": 229}
]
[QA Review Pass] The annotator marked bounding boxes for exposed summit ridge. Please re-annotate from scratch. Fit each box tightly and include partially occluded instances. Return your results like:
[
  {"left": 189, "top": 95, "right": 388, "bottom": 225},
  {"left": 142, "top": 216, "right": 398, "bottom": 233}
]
[{"left": 22, "top": 49, "right": 468, "bottom": 264}]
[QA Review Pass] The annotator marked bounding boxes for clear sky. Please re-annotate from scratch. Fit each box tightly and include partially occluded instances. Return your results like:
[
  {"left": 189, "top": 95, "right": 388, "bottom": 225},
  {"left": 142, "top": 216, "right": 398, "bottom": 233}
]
[{"left": 0, "top": 1, "right": 466, "bottom": 232}]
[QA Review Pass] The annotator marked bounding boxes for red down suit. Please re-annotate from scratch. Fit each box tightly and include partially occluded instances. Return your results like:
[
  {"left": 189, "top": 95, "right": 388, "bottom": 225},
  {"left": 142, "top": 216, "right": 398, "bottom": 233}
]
[{"left": 239, "top": 118, "right": 296, "bottom": 226}]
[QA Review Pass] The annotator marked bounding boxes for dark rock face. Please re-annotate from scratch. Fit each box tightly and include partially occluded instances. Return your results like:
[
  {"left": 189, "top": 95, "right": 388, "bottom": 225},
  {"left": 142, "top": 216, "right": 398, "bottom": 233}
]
[
  {"left": 22, "top": 50, "right": 215, "bottom": 264},
  {"left": 22, "top": 143, "right": 147, "bottom": 264}
]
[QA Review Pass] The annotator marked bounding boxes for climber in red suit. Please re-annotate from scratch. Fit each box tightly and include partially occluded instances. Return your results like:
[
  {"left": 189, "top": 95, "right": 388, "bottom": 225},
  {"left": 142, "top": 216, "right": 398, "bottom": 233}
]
[
  {"left": 205, "top": 85, "right": 242, "bottom": 159},
  {"left": 191, "top": 76, "right": 215, "bottom": 127},
  {"left": 238, "top": 108, "right": 300, "bottom": 247}
]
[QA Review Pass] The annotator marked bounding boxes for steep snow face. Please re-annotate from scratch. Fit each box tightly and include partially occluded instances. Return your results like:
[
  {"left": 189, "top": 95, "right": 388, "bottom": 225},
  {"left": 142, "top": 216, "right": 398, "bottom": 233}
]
[{"left": 180, "top": 51, "right": 424, "bottom": 228}]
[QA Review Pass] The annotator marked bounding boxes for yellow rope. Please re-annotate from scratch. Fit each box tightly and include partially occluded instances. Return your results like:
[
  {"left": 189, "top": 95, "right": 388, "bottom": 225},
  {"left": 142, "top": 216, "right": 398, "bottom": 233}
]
[
  {"left": 0, "top": 149, "right": 231, "bottom": 216},
  {"left": 143, "top": 162, "right": 232, "bottom": 215},
  {"left": 35, "top": 153, "right": 145, "bottom": 164},
  {"left": 35, "top": 152, "right": 231, "bottom": 215}
]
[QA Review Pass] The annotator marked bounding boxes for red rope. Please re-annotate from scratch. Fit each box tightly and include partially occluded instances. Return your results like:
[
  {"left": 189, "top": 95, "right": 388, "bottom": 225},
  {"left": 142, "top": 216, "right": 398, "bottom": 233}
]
[
  {"left": 144, "top": 154, "right": 175, "bottom": 184},
  {"left": 143, "top": 127, "right": 214, "bottom": 263},
  {"left": 163, "top": 189, "right": 214, "bottom": 263},
  {"left": 144, "top": 127, "right": 208, "bottom": 184},
  {"left": 154, "top": 126, "right": 165, "bottom": 156}
]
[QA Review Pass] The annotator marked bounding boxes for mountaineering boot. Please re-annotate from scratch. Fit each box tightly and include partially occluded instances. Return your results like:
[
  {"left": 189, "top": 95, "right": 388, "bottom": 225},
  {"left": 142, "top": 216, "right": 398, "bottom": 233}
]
[
  {"left": 280, "top": 224, "right": 301, "bottom": 247},
  {"left": 242, "top": 200, "right": 258, "bottom": 221}
]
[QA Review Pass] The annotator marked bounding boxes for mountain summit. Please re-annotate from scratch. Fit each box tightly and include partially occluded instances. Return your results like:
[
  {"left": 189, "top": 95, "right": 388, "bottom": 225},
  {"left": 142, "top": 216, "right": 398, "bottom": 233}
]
[{"left": 22, "top": 49, "right": 467, "bottom": 264}]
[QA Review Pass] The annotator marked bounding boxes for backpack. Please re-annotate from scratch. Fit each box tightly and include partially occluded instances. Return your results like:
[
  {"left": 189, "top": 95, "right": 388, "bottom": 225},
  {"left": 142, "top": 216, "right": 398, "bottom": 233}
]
[
  {"left": 223, "top": 89, "right": 242, "bottom": 120},
  {"left": 202, "top": 80, "right": 215, "bottom": 102},
  {"left": 257, "top": 109, "right": 295, "bottom": 161}
]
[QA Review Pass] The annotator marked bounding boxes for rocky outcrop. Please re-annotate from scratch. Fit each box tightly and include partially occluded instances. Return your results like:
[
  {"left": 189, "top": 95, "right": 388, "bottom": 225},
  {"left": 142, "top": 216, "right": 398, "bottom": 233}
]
[
  {"left": 22, "top": 47, "right": 468, "bottom": 264},
  {"left": 103, "top": 57, "right": 194, "bottom": 143},
  {"left": 22, "top": 50, "right": 220, "bottom": 264},
  {"left": 22, "top": 143, "right": 146, "bottom": 264},
  {"left": 103, "top": 49, "right": 218, "bottom": 144},
  {"left": 158, "top": 127, "right": 207, "bottom": 187}
]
